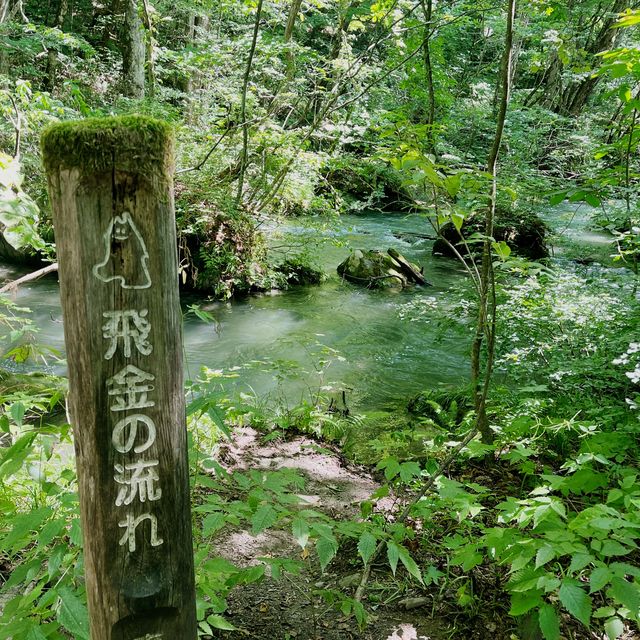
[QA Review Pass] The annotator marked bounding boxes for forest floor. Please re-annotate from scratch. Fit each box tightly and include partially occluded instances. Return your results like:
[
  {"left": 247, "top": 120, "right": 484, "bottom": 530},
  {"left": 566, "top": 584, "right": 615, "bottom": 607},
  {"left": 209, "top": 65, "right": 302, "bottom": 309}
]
[{"left": 208, "top": 427, "right": 509, "bottom": 640}]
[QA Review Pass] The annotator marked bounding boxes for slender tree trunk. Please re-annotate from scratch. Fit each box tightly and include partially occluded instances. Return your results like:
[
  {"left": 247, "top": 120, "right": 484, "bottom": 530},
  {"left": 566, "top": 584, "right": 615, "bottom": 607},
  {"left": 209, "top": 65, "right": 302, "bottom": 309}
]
[
  {"left": 0, "top": 0, "right": 28, "bottom": 23},
  {"left": 122, "top": 0, "right": 145, "bottom": 98},
  {"left": 45, "top": 0, "right": 68, "bottom": 90},
  {"left": 284, "top": 0, "right": 303, "bottom": 78},
  {"left": 140, "top": 0, "right": 156, "bottom": 96},
  {"left": 420, "top": 0, "right": 436, "bottom": 153},
  {"left": 471, "top": 0, "right": 516, "bottom": 443},
  {"left": 235, "top": 0, "right": 264, "bottom": 205}
]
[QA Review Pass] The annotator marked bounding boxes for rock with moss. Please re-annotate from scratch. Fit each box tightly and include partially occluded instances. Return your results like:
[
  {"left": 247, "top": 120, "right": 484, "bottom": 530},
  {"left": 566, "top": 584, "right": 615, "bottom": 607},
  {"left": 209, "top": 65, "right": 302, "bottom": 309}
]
[
  {"left": 432, "top": 206, "right": 548, "bottom": 260},
  {"left": 337, "top": 249, "right": 425, "bottom": 289},
  {"left": 319, "top": 156, "right": 413, "bottom": 213},
  {"left": 177, "top": 202, "right": 275, "bottom": 299},
  {"left": 275, "top": 257, "right": 325, "bottom": 286}
]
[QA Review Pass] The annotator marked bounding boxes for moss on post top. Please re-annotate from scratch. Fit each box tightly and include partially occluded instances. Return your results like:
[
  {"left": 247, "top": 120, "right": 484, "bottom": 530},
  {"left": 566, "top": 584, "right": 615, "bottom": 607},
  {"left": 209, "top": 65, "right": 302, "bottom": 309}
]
[{"left": 41, "top": 115, "right": 174, "bottom": 178}]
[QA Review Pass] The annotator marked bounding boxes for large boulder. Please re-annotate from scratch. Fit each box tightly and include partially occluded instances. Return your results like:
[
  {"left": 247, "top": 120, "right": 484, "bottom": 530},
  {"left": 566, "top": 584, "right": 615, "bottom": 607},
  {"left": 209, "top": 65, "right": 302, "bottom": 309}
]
[
  {"left": 432, "top": 207, "right": 548, "bottom": 260},
  {"left": 319, "top": 156, "right": 414, "bottom": 213},
  {"left": 337, "top": 249, "right": 427, "bottom": 289}
]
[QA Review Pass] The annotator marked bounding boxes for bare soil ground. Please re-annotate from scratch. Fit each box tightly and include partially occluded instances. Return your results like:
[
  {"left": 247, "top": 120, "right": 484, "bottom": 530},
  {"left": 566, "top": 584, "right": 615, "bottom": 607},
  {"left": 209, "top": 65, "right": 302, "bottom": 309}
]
[{"left": 207, "top": 427, "right": 479, "bottom": 640}]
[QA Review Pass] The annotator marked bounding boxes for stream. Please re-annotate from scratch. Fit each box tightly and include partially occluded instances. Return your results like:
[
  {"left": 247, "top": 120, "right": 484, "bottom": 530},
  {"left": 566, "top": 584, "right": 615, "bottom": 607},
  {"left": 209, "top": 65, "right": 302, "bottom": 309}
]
[{"left": 0, "top": 205, "right": 615, "bottom": 414}]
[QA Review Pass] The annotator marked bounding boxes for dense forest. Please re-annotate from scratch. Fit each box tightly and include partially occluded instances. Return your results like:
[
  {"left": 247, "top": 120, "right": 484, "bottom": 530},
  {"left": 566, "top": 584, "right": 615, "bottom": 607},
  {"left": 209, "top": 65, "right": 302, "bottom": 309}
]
[{"left": 1, "top": 0, "right": 640, "bottom": 638}]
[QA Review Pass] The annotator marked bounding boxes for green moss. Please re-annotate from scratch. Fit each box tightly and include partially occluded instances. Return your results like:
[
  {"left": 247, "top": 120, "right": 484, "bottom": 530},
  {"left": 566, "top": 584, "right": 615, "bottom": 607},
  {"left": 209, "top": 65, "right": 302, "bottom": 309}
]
[{"left": 40, "top": 115, "right": 174, "bottom": 179}]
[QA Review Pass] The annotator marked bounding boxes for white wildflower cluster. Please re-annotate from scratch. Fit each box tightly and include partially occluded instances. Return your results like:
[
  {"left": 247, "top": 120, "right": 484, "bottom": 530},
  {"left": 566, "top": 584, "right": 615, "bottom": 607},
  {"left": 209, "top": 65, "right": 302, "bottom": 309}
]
[
  {"left": 549, "top": 370, "right": 572, "bottom": 381},
  {"left": 626, "top": 366, "right": 640, "bottom": 384},
  {"left": 613, "top": 342, "right": 640, "bottom": 366},
  {"left": 613, "top": 343, "right": 640, "bottom": 387}
]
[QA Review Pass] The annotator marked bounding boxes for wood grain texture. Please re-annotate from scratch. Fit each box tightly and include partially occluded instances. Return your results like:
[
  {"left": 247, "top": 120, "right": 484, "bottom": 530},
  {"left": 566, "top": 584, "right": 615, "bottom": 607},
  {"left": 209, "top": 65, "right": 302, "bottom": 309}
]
[{"left": 43, "top": 118, "right": 197, "bottom": 640}]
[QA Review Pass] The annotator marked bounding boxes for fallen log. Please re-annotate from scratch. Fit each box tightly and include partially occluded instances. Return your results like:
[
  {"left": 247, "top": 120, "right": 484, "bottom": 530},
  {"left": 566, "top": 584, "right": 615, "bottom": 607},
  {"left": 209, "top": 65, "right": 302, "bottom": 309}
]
[
  {"left": 0, "top": 262, "right": 58, "bottom": 294},
  {"left": 387, "top": 248, "right": 428, "bottom": 285}
]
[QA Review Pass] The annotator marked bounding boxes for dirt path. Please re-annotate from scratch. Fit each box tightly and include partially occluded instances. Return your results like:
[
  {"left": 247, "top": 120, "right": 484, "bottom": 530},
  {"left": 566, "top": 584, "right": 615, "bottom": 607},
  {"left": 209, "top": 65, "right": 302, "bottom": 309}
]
[{"left": 208, "top": 427, "right": 447, "bottom": 640}]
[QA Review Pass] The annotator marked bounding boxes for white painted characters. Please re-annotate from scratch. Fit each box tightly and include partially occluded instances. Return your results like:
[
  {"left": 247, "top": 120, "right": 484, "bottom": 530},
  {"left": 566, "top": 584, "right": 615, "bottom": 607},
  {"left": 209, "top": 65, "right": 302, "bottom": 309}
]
[
  {"left": 96, "top": 218, "right": 164, "bottom": 556},
  {"left": 118, "top": 513, "right": 163, "bottom": 553},
  {"left": 93, "top": 211, "right": 152, "bottom": 289},
  {"left": 114, "top": 459, "right": 162, "bottom": 506},
  {"left": 112, "top": 414, "right": 157, "bottom": 454},
  {"left": 107, "top": 365, "right": 155, "bottom": 412},
  {"left": 102, "top": 310, "right": 152, "bottom": 359}
]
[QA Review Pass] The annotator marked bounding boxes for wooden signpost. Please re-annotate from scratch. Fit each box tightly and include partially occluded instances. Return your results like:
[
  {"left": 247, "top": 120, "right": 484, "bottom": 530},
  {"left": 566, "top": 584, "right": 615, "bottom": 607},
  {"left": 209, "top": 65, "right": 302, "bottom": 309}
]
[{"left": 41, "top": 116, "right": 197, "bottom": 640}]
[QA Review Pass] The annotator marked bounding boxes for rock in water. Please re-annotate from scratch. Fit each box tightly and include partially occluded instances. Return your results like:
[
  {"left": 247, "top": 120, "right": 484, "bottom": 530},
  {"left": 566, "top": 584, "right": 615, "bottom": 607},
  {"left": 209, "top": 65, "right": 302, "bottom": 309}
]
[{"left": 337, "top": 249, "right": 427, "bottom": 289}]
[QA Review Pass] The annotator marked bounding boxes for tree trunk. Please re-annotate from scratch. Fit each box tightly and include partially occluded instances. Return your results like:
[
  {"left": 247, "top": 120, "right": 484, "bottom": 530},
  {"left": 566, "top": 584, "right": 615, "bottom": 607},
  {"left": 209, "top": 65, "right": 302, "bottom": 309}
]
[
  {"left": 471, "top": 0, "right": 517, "bottom": 443},
  {"left": 41, "top": 116, "right": 197, "bottom": 640},
  {"left": 122, "top": 0, "right": 145, "bottom": 98},
  {"left": 284, "top": 0, "right": 303, "bottom": 77},
  {"left": 420, "top": 0, "right": 436, "bottom": 153},
  {"left": 0, "top": 0, "right": 28, "bottom": 23},
  {"left": 235, "top": 0, "right": 264, "bottom": 204},
  {"left": 45, "top": 0, "right": 69, "bottom": 90},
  {"left": 561, "top": 0, "right": 625, "bottom": 114}
]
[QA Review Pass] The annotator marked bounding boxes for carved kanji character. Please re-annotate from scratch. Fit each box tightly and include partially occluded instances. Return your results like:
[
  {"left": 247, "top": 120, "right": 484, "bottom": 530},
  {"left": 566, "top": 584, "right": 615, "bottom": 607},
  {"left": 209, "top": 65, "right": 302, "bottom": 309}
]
[
  {"left": 102, "top": 309, "right": 152, "bottom": 360},
  {"left": 114, "top": 458, "right": 162, "bottom": 506},
  {"left": 107, "top": 365, "right": 155, "bottom": 412}
]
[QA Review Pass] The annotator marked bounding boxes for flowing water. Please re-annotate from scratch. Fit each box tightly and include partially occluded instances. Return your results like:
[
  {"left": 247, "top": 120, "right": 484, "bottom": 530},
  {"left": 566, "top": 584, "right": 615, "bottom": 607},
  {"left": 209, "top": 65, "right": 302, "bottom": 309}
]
[{"left": 0, "top": 205, "right": 615, "bottom": 413}]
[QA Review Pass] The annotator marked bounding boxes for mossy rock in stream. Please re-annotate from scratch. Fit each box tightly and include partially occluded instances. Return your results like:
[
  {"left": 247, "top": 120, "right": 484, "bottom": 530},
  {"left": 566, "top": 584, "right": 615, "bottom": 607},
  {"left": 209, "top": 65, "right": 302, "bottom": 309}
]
[
  {"left": 408, "top": 388, "right": 473, "bottom": 430},
  {"left": 274, "top": 257, "right": 326, "bottom": 286},
  {"left": 319, "top": 156, "right": 413, "bottom": 212},
  {"left": 433, "top": 206, "right": 549, "bottom": 260},
  {"left": 337, "top": 249, "right": 424, "bottom": 289},
  {"left": 175, "top": 188, "right": 279, "bottom": 298}
]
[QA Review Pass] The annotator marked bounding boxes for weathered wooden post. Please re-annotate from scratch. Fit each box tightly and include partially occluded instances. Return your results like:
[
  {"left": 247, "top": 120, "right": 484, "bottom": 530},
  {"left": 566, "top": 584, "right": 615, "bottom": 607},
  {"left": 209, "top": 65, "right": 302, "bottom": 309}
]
[{"left": 41, "top": 116, "right": 197, "bottom": 640}]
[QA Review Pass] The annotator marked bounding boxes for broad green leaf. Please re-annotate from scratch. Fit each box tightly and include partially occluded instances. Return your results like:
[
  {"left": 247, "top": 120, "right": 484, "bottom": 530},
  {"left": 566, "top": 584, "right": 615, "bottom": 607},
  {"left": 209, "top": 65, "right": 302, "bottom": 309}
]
[
  {"left": 609, "top": 577, "right": 640, "bottom": 613},
  {"left": 549, "top": 192, "right": 567, "bottom": 206},
  {"left": 538, "top": 604, "right": 560, "bottom": 640},
  {"left": 589, "top": 567, "right": 612, "bottom": 593},
  {"left": 387, "top": 541, "right": 400, "bottom": 576},
  {"left": 207, "top": 614, "right": 237, "bottom": 631},
  {"left": 57, "top": 587, "right": 90, "bottom": 640},
  {"left": 357, "top": 531, "right": 377, "bottom": 565},
  {"left": 492, "top": 241, "right": 511, "bottom": 261},
  {"left": 0, "top": 432, "right": 37, "bottom": 480},
  {"left": 397, "top": 545, "right": 423, "bottom": 583},
  {"left": 203, "top": 512, "right": 225, "bottom": 536},
  {"left": 604, "top": 617, "right": 625, "bottom": 640},
  {"left": 251, "top": 505, "right": 277, "bottom": 535},
  {"left": 444, "top": 173, "right": 461, "bottom": 198},
  {"left": 399, "top": 462, "right": 421, "bottom": 484},
  {"left": 535, "top": 545, "right": 556, "bottom": 568},
  {"left": 377, "top": 457, "right": 401, "bottom": 481},
  {"left": 9, "top": 402, "right": 25, "bottom": 426},
  {"left": 585, "top": 193, "right": 601, "bottom": 208},
  {"left": 25, "top": 627, "right": 47, "bottom": 640},
  {"left": 2, "top": 506, "right": 53, "bottom": 552},
  {"left": 559, "top": 581, "right": 592, "bottom": 626},
  {"left": 600, "top": 540, "right": 630, "bottom": 557},
  {"left": 292, "top": 517, "right": 310, "bottom": 549},
  {"left": 509, "top": 592, "right": 543, "bottom": 616},
  {"left": 316, "top": 536, "right": 338, "bottom": 571},
  {"left": 353, "top": 600, "right": 367, "bottom": 627},
  {"left": 568, "top": 553, "right": 593, "bottom": 574},
  {"left": 207, "top": 405, "right": 232, "bottom": 439}
]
